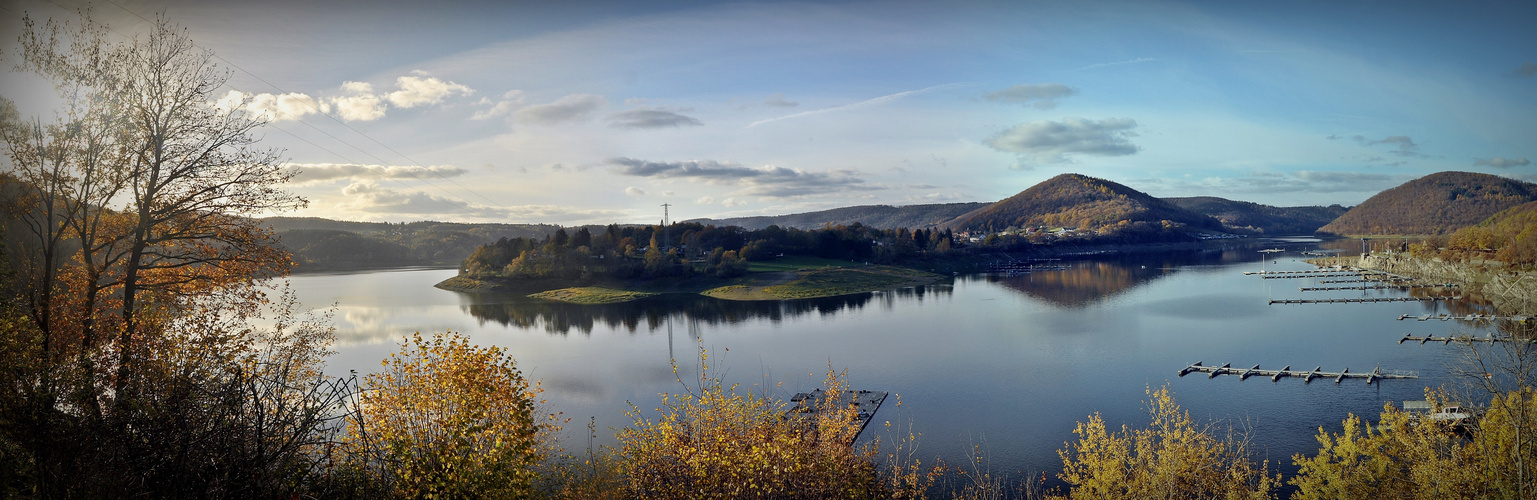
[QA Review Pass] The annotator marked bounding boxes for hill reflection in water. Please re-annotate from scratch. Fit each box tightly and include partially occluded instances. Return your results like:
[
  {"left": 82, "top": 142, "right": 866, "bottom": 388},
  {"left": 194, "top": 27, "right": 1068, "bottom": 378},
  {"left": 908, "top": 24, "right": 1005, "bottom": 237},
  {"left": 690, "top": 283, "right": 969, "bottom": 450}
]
[
  {"left": 986, "top": 248, "right": 1266, "bottom": 308},
  {"left": 458, "top": 285, "right": 953, "bottom": 336}
]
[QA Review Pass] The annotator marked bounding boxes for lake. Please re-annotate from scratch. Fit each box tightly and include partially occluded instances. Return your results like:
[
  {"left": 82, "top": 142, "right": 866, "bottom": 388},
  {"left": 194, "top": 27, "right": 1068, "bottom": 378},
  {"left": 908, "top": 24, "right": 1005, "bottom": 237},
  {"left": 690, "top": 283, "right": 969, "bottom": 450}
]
[{"left": 290, "top": 240, "right": 1489, "bottom": 485}]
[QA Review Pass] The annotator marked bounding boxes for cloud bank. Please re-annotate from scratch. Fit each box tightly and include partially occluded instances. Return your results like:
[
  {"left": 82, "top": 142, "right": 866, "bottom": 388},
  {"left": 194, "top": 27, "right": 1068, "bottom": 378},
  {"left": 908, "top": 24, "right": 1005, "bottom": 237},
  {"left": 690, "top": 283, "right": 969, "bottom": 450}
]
[
  {"left": 288, "top": 163, "right": 468, "bottom": 184},
  {"left": 1475, "top": 157, "right": 1531, "bottom": 168},
  {"left": 984, "top": 83, "right": 1076, "bottom": 109},
  {"left": 608, "top": 157, "right": 872, "bottom": 198},
  {"left": 608, "top": 109, "right": 703, "bottom": 128},
  {"left": 985, "top": 117, "right": 1139, "bottom": 166}
]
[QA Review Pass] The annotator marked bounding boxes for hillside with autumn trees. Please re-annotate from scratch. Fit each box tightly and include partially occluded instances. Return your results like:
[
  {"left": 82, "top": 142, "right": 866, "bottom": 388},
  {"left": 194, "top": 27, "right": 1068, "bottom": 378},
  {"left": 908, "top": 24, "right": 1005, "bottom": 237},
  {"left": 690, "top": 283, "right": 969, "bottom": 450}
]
[
  {"left": 942, "top": 173, "right": 1224, "bottom": 236},
  {"left": 1319, "top": 171, "right": 1537, "bottom": 236}
]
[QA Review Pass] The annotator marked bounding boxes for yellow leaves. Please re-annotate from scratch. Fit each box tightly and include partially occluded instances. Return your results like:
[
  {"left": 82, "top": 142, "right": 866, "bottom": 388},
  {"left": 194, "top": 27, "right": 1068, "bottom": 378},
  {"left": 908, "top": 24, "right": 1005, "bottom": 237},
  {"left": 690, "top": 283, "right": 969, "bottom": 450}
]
[
  {"left": 1292, "top": 388, "right": 1537, "bottom": 499},
  {"left": 1056, "top": 385, "right": 1277, "bottom": 500},
  {"left": 355, "top": 330, "right": 557, "bottom": 499},
  {"left": 616, "top": 354, "right": 882, "bottom": 499}
]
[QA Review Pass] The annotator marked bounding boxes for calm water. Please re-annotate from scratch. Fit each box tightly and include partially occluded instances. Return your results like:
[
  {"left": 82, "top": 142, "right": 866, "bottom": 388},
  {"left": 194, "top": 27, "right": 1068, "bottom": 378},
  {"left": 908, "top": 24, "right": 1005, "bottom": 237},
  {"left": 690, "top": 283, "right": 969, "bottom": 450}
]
[{"left": 291, "top": 242, "right": 1491, "bottom": 483}]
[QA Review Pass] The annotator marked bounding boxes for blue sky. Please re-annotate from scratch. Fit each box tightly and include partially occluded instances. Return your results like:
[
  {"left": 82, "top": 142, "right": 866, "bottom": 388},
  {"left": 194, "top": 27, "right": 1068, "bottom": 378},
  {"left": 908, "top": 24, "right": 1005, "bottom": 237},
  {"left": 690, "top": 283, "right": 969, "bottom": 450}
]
[{"left": 2, "top": 0, "right": 1534, "bottom": 224}]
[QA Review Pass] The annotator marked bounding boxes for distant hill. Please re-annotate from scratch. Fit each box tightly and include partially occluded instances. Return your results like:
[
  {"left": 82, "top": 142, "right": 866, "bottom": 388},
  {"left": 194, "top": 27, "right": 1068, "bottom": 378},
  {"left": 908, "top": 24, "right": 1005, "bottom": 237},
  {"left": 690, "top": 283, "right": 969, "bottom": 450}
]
[
  {"left": 1165, "top": 196, "right": 1349, "bottom": 235},
  {"left": 262, "top": 217, "right": 559, "bottom": 271},
  {"left": 1319, "top": 171, "right": 1537, "bottom": 236},
  {"left": 686, "top": 202, "right": 988, "bottom": 230},
  {"left": 942, "top": 173, "right": 1223, "bottom": 233}
]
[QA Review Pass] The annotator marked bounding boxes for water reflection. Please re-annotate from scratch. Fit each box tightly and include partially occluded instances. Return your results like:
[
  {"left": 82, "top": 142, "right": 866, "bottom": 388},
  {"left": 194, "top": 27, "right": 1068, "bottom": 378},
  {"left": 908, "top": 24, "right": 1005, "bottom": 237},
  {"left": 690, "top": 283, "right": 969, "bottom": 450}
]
[
  {"left": 457, "top": 286, "right": 953, "bottom": 336},
  {"left": 986, "top": 248, "right": 1267, "bottom": 307}
]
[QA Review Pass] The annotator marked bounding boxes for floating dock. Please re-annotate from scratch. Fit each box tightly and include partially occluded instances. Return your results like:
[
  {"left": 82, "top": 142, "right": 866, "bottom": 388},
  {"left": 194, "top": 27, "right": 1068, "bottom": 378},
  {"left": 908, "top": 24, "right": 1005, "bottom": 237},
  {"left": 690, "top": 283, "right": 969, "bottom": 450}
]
[
  {"left": 1178, "top": 362, "right": 1417, "bottom": 385},
  {"left": 1261, "top": 273, "right": 1371, "bottom": 279},
  {"left": 1397, "top": 313, "right": 1532, "bottom": 322},
  {"left": 786, "top": 389, "right": 888, "bottom": 444},
  {"left": 1398, "top": 333, "right": 1537, "bottom": 345},
  {"left": 1269, "top": 296, "right": 1460, "bottom": 304},
  {"left": 1300, "top": 283, "right": 1457, "bottom": 291},
  {"left": 1319, "top": 278, "right": 1414, "bottom": 284}
]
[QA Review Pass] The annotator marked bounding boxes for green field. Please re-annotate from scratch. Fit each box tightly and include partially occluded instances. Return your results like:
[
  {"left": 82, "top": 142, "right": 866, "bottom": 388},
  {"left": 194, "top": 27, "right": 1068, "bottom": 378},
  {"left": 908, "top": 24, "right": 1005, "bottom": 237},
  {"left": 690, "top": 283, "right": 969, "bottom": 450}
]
[{"left": 763, "top": 267, "right": 936, "bottom": 299}]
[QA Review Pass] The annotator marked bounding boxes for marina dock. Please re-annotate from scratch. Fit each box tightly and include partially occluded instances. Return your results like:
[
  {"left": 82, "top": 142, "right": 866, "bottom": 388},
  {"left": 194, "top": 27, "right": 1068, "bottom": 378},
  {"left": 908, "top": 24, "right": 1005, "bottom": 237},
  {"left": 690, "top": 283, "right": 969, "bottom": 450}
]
[
  {"left": 1397, "top": 313, "right": 1532, "bottom": 322},
  {"left": 1178, "top": 361, "right": 1417, "bottom": 385},
  {"left": 1269, "top": 296, "right": 1460, "bottom": 304},
  {"left": 1300, "top": 283, "right": 1457, "bottom": 291},
  {"left": 787, "top": 389, "right": 888, "bottom": 444},
  {"left": 1398, "top": 333, "right": 1537, "bottom": 345}
]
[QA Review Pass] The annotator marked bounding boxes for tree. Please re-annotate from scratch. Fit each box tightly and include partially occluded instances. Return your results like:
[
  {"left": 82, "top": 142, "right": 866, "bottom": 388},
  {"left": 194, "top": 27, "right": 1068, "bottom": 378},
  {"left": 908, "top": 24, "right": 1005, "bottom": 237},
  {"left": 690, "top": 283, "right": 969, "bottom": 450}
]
[
  {"left": 354, "top": 331, "right": 560, "bottom": 498},
  {"left": 1056, "top": 386, "right": 1277, "bottom": 499},
  {"left": 7, "top": 12, "right": 305, "bottom": 396}
]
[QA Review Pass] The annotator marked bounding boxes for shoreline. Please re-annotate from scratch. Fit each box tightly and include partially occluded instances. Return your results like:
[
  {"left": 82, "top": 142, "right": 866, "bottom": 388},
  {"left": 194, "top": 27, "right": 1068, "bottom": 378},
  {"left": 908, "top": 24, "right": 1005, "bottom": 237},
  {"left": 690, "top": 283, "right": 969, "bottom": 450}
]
[
  {"left": 435, "top": 265, "right": 948, "bottom": 304},
  {"left": 1307, "top": 254, "right": 1536, "bottom": 315},
  {"left": 435, "top": 237, "right": 1310, "bottom": 304}
]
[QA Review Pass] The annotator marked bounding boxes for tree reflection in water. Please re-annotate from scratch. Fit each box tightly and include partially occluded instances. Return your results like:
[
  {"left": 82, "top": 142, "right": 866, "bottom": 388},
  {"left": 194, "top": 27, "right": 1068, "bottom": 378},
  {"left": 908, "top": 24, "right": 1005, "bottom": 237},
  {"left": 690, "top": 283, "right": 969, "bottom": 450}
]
[{"left": 457, "top": 287, "right": 953, "bottom": 336}]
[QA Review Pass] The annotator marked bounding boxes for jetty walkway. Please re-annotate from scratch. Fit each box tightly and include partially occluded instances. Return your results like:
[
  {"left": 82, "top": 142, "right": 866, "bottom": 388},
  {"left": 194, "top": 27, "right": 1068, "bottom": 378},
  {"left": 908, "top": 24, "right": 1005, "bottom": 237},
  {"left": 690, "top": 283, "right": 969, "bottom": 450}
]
[{"left": 1178, "top": 362, "right": 1417, "bottom": 385}]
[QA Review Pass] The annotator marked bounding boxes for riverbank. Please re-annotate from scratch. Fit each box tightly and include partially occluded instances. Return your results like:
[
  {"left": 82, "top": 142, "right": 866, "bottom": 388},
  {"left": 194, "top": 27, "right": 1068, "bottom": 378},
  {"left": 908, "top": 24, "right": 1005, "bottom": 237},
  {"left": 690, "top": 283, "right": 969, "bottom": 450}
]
[
  {"left": 1309, "top": 254, "right": 1537, "bottom": 315},
  {"left": 435, "top": 264, "right": 948, "bottom": 304}
]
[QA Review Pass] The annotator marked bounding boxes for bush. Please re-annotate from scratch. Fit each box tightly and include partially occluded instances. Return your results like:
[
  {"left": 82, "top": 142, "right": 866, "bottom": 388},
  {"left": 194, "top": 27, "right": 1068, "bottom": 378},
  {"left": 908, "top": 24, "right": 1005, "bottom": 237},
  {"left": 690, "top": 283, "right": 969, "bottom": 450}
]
[
  {"left": 354, "top": 331, "right": 560, "bottom": 499},
  {"left": 617, "top": 351, "right": 884, "bottom": 499}
]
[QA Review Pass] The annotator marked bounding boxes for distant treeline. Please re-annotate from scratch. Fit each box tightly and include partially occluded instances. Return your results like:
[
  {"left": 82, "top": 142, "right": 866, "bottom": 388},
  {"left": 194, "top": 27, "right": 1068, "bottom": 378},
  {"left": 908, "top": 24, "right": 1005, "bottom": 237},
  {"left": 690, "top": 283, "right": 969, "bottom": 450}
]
[{"left": 461, "top": 217, "right": 1222, "bottom": 282}]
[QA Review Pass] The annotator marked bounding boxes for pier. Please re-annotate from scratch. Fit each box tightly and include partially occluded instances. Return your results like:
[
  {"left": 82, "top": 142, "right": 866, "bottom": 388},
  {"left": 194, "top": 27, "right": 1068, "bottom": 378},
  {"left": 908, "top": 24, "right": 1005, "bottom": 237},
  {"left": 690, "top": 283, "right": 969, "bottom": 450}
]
[
  {"left": 787, "top": 389, "right": 888, "bottom": 444},
  {"left": 1318, "top": 278, "right": 1415, "bottom": 284},
  {"left": 1397, "top": 313, "right": 1532, "bottom": 322},
  {"left": 1269, "top": 296, "right": 1460, "bottom": 304},
  {"left": 1300, "top": 283, "right": 1457, "bottom": 291},
  {"left": 1398, "top": 333, "right": 1537, "bottom": 345},
  {"left": 1261, "top": 273, "right": 1372, "bottom": 279},
  {"left": 1178, "top": 361, "right": 1417, "bottom": 385}
]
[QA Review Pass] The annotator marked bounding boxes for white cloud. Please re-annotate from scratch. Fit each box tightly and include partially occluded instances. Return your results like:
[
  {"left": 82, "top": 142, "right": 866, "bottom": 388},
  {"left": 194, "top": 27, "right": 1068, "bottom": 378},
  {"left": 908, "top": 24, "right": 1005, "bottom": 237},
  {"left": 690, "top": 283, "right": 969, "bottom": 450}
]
[
  {"left": 722, "top": 197, "right": 747, "bottom": 207},
  {"left": 213, "top": 90, "right": 324, "bottom": 121},
  {"left": 695, "top": 196, "right": 716, "bottom": 204},
  {"left": 986, "top": 117, "right": 1140, "bottom": 166},
  {"left": 330, "top": 93, "right": 387, "bottom": 121},
  {"left": 516, "top": 94, "right": 608, "bottom": 124},
  {"left": 288, "top": 163, "right": 469, "bottom": 184},
  {"left": 341, "top": 81, "right": 374, "bottom": 94},
  {"left": 625, "top": 186, "right": 646, "bottom": 196},
  {"left": 385, "top": 73, "right": 474, "bottom": 108}
]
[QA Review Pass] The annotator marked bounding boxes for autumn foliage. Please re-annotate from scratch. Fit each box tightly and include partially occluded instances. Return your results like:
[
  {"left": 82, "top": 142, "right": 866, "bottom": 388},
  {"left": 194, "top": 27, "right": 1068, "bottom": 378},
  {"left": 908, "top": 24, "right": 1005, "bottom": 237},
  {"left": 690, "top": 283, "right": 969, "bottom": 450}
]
[
  {"left": 1054, "top": 386, "right": 1278, "bottom": 500},
  {"left": 616, "top": 355, "right": 887, "bottom": 499},
  {"left": 353, "top": 331, "right": 561, "bottom": 499}
]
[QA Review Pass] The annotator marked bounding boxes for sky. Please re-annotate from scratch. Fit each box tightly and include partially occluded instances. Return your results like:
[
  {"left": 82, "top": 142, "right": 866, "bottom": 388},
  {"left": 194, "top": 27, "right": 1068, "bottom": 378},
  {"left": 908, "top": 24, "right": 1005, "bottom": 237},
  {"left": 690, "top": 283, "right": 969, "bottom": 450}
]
[{"left": 1, "top": 0, "right": 1534, "bottom": 225}]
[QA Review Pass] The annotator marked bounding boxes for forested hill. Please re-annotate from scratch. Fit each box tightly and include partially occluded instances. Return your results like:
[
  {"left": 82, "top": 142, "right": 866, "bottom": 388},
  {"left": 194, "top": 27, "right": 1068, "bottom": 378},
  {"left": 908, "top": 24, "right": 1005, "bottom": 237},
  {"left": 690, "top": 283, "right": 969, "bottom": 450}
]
[
  {"left": 1318, "top": 171, "right": 1537, "bottom": 236},
  {"left": 685, "top": 202, "right": 988, "bottom": 230},
  {"left": 261, "top": 217, "right": 559, "bottom": 271},
  {"left": 941, "top": 173, "right": 1223, "bottom": 233},
  {"left": 1164, "top": 196, "right": 1349, "bottom": 235}
]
